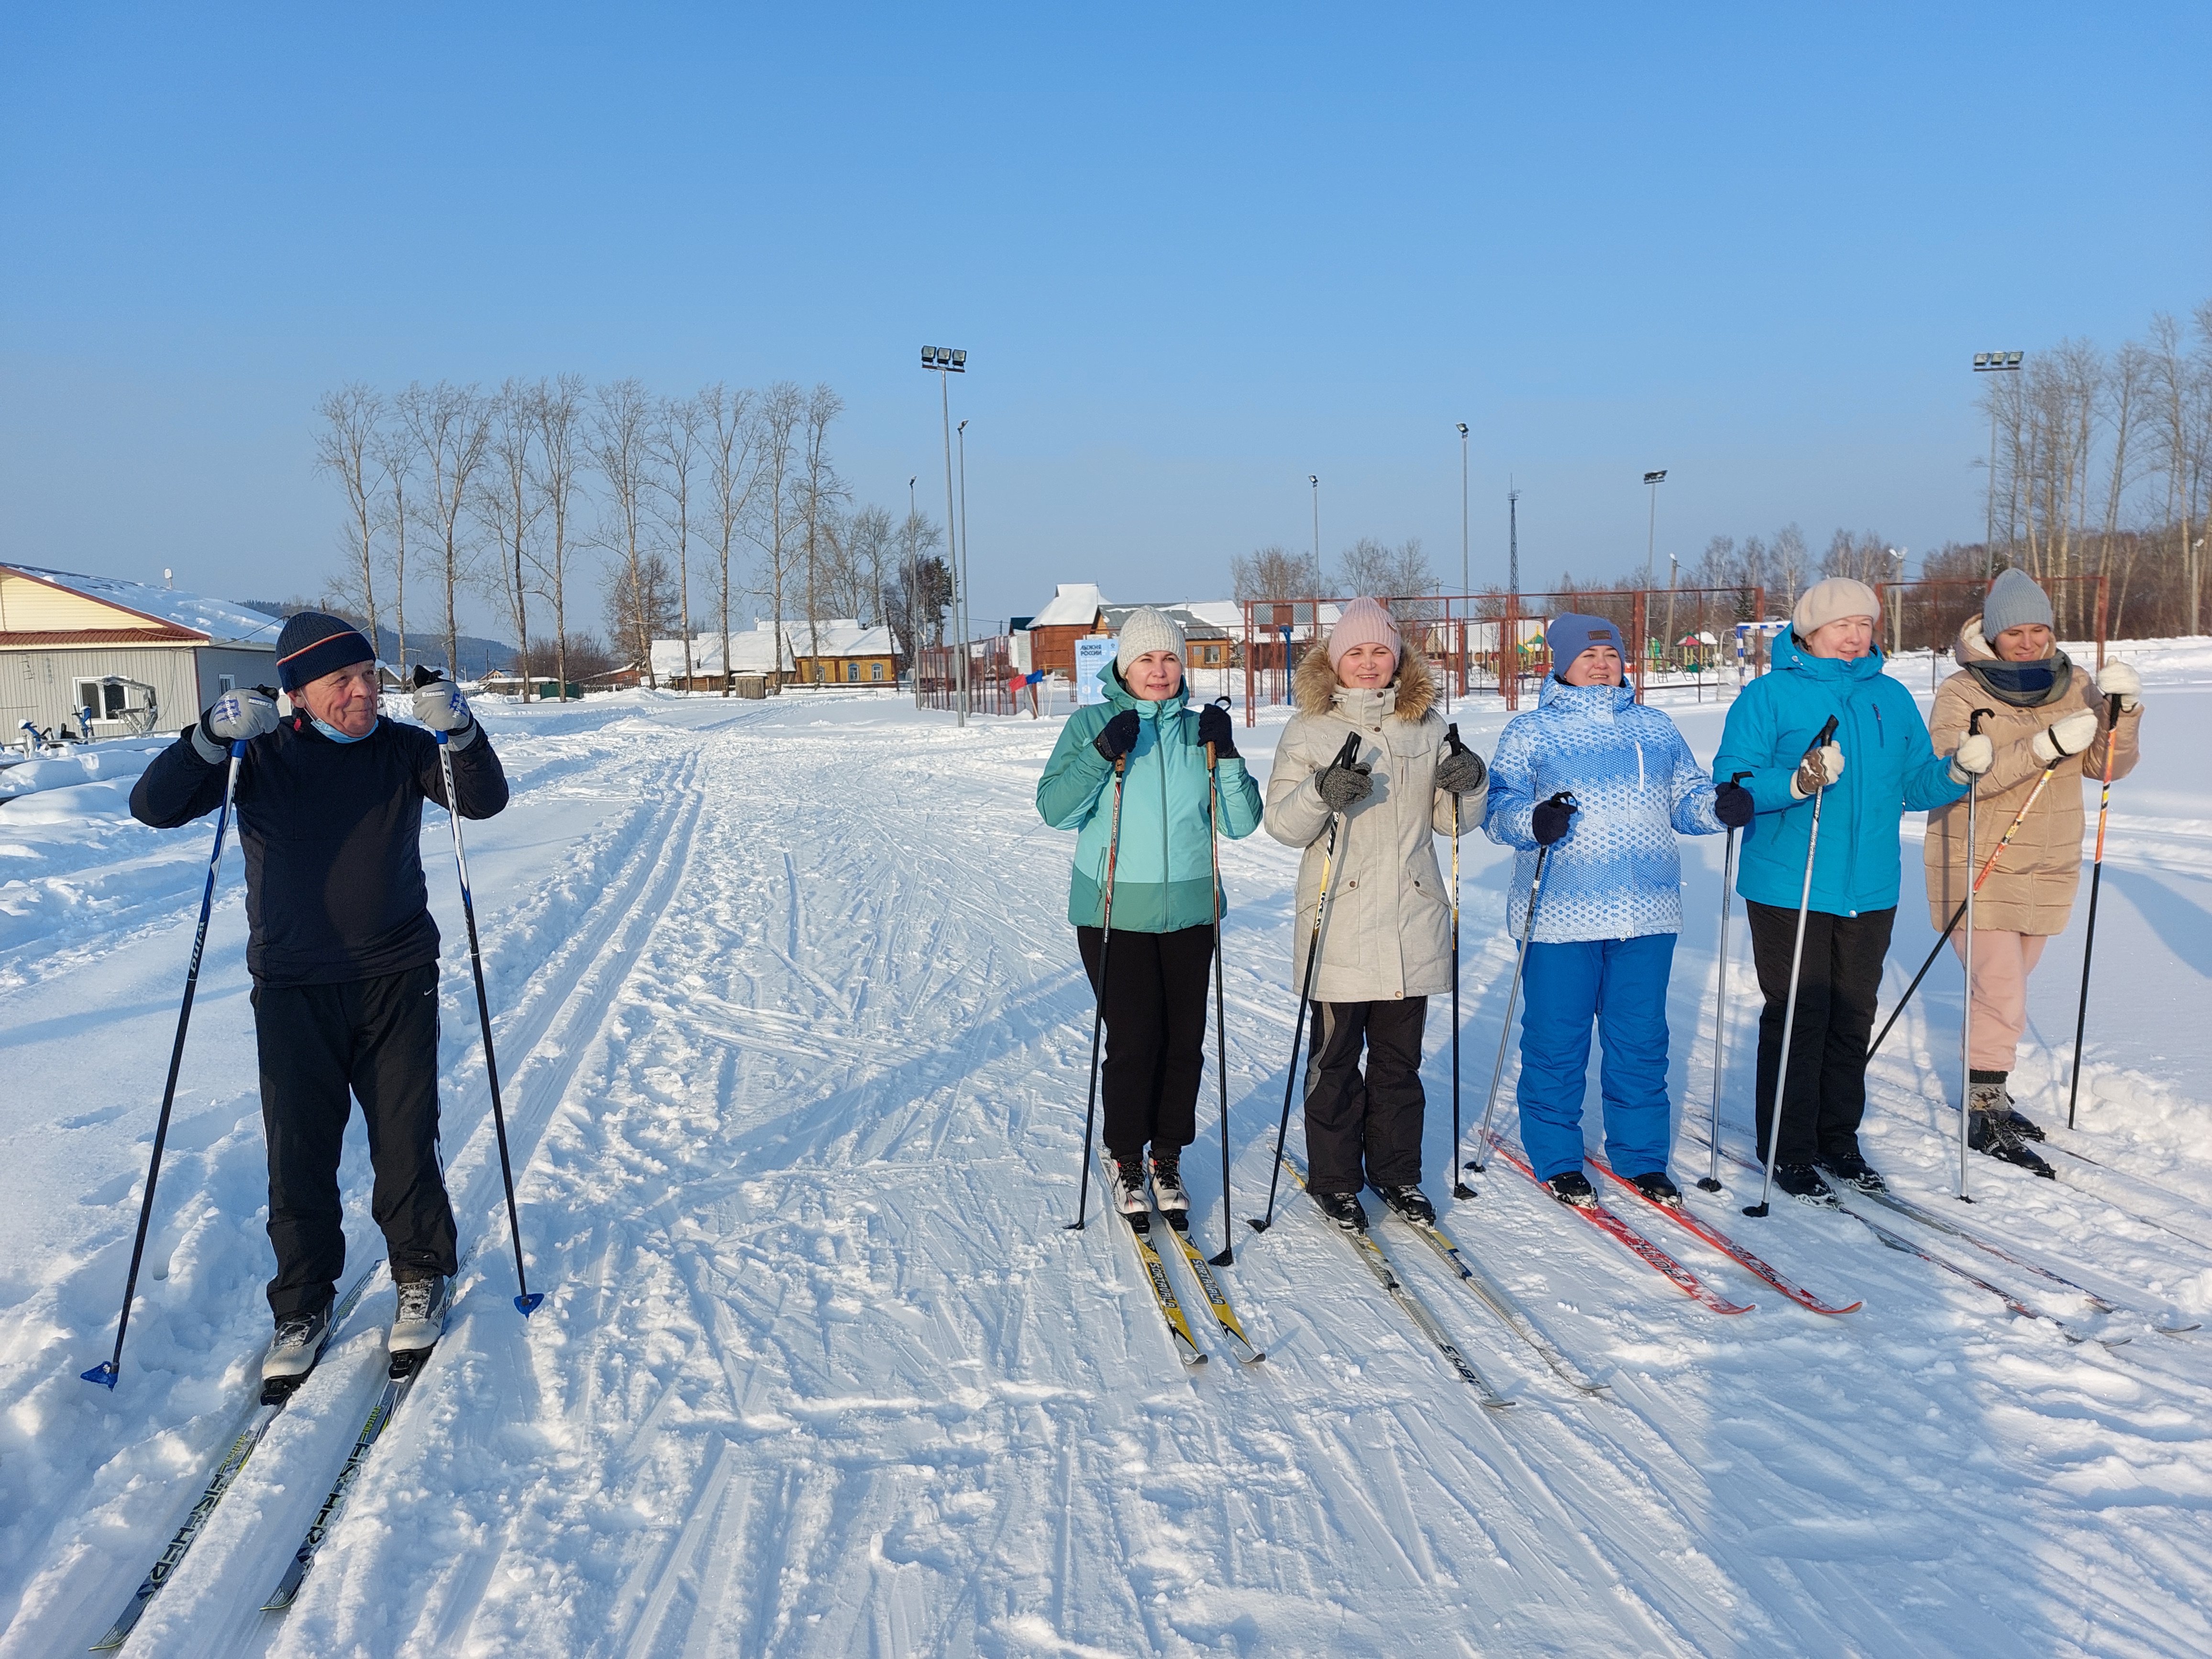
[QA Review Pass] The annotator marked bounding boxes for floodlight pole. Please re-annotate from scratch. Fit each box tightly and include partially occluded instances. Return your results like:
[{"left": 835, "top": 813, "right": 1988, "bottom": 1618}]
[
  {"left": 922, "top": 346, "right": 968, "bottom": 726},
  {"left": 908, "top": 476, "right": 921, "bottom": 708},
  {"left": 1309, "top": 475, "right": 1320, "bottom": 574},
  {"left": 957, "top": 418, "right": 972, "bottom": 719},
  {"left": 1974, "top": 352, "right": 2023, "bottom": 580}
]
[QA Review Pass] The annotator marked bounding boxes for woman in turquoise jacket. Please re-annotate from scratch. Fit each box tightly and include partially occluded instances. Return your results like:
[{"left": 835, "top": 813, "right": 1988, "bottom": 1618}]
[
  {"left": 1712, "top": 579, "right": 1973, "bottom": 1203},
  {"left": 1036, "top": 608, "right": 1262, "bottom": 1217}
]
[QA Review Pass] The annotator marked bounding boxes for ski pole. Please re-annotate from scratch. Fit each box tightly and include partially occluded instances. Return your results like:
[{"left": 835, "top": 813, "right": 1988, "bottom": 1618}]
[
  {"left": 1445, "top": 724, "right": 1475, "bottom": 1200},
  {"left": 1204, "top": 704, "right": 1237, "bottom": 1264},
  {"left": 418, "top": 669, "right": 543, "bottom": 1314},
  {"left": 2066, "top": 694, "right": 2126, "bottom": 1130},
  {"left": 1465, "top": 790, "right": 1577, "bottom": 1176},
  {"left": 1697, "top": 771, "right": 1752, "bottom": 1194},
  {"left": 1745, "top": 715, "right": 1837, "bottom": 1218},
  {"left": 1064, "top": 752, "right": 1128, "bottom": 1232},
  {"left": 1866, "top": 730, "right": 2058, "bottom": 1062},
  {"left": 83, "top": 738, "right": 246, "bottom": 1390},
  {"left": 1248, "top": 731, "right": 1363, "bottom": 1234}
]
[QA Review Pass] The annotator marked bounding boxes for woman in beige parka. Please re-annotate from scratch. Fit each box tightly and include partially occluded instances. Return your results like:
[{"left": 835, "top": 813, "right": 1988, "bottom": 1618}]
[
  {"left": 1263, "top": 598, "right": 1488, "bottom": 1232},
  {"left": 1925, "top": 568, "right": 2143, "bottom": 1172}
]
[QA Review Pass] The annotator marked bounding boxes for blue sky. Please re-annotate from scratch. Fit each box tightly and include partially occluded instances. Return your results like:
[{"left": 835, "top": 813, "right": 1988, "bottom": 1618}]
[{"left": 2, "top": 3, "right": 2206, "bottom": 636}]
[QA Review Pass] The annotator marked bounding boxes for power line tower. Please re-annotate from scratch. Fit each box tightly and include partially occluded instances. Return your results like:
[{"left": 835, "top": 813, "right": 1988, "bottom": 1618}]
[{"left": 1507, "top": 482, "right": 1521, "bottom": 597}]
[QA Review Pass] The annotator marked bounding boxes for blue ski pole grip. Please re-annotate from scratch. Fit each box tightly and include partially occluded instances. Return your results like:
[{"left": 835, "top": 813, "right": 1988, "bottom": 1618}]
[{"left": 231, "top": 738, "right": 247, "bottom": 759}]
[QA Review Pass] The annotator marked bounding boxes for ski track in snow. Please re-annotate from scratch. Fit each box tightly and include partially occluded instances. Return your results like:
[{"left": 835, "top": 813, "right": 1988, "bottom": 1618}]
[{"left": 0, "top": 662, "right": 2209, "bottom": 1656}]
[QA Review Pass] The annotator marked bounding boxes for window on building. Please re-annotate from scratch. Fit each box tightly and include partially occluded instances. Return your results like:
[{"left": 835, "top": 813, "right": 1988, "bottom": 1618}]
[
  {"left": 871, "top": 662, "right": 885, "bottom": 681},
  {"left": 812, "top": 662, "right": 825, "bottom": 683},
  {"left": 219, "top": 675, "right": 236, "bottom": 693},
  {"left": 75, "top": 679, "right": 130, "bottom": 720}
]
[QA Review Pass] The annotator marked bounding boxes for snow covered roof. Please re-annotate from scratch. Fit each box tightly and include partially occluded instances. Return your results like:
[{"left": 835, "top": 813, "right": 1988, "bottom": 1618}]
[
  {"left": 769, "top": 619, "right": 901, "bottom": 659},
  {"left": 651, "top": 629, "right": 794, "bottom": 679},
  {"left": 1029, "top": 584, "right": 1109, "bottom": 628},
  {"left": 0, "top": 564, "right": 282, "bottom": 649},
  {"left": 1100, "top": 603, "right": 1231, "bottom": 641}
]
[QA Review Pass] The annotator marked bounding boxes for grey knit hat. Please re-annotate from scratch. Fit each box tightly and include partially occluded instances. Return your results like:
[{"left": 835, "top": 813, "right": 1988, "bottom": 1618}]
[
  {"left": 1115, "top": 606, "right": 1187, "bottom": 674},
  {"left": 1981, "top": 568, "right": 2053, "bottom": 638}
]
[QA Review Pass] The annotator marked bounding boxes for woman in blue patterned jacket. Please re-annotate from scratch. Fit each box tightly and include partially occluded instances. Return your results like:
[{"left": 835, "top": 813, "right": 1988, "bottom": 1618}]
[{"left": 1483, "top": 614, "right": 1752, "bottom": 1206}]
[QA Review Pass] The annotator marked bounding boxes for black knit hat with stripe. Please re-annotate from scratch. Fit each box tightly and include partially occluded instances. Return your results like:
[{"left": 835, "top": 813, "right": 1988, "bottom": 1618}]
[{"left": 276, "top": 610, "right": 376, "bottom": 691}]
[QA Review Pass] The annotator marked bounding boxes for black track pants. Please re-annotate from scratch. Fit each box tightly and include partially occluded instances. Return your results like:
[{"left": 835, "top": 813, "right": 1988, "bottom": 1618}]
[
  {"left": 254, "top": 962, "right": 458, "bottom": 1320},
  {"left": 1744, "top": 902, "right": 1895, "bottom": 1167},
  {"left": 1077, "top": 923, "right": 1216, "bottom": 1160},
  {"left": 1303, "top": 997, "right": 1428, "bottom": 1194}
]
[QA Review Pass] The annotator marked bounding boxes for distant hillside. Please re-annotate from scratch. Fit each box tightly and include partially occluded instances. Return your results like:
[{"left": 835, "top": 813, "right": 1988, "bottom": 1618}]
[{"left": 240, "top": 602, "right": 516, "bottom": 677}]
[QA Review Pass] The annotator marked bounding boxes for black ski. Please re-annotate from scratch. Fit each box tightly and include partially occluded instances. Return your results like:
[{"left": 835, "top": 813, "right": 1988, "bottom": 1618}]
[{"left": 1388, "top": 1212, "right": 1609, "bottom": 1397}]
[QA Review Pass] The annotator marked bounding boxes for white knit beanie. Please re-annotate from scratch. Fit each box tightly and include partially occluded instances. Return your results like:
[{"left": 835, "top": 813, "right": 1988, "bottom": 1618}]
[
  {"left": 1115, "top": 606, "right": 1186, "bottom": 674},
  {"left": 1792, "top": 577, "right": 1880, "bottom": 638}
]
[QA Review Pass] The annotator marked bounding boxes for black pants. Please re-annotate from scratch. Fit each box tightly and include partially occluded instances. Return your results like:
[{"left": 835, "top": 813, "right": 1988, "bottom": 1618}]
[
  {"left": 1077, "top": 924, "right": 1215, "bottom": 1160},
  {"left": 1304, "top": 998, "right": 1428, "bottom": 1194},
  {"left": 1744, "top": 902, "right": 1895, "bottom": 1167},
  {"left": 254, "top": 962, "right": 459, "bottom": 1320}
]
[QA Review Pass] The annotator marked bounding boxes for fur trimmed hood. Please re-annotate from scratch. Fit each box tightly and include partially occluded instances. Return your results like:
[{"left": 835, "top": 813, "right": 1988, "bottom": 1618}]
[{"left": 1291, "top": 642, "right": 1438, "bottom": 723}]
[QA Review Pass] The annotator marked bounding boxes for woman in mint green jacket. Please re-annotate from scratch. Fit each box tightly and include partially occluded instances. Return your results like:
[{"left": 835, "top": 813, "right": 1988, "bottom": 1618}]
[{"left": 1036, "top": 608, "right": 1262, "bottom": 1217}]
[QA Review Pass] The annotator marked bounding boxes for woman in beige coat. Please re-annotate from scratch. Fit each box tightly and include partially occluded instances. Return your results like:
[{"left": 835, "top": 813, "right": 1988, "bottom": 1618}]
[
  {"left": 1262, "top": 598, "right": 1488, "bottom": 1231},
  {"left": 1925, "top": 568, "right": 2143, "bottom": 1172}
]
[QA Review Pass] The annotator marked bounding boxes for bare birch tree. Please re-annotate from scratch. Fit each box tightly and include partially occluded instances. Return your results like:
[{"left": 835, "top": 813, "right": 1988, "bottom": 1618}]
[
  {"left": 748, "top": 382, "right": 804, "bottom": 687},
  {"left": 402, "top": 381, "right": 491, "bottom": 677},
  {"left": 590, "top": 378, "right": 659, "bottom": 687},
  {"left": 652, "top": 394, "right": 705, "bottom": 688},
  {"left": 795, "top": 383, "right": 848, "bottom": 671},
  {"left": 314, "top": 385, "right": 383, "bottom": 649},
  {"left": 374, "top": 419, "right": 415, "bottom": 676},
  {"left": 476, "top": 379, "right": 541, "bottom": 697},
  {"left": 703, "top": 383, "right": 762, "bottom": 695},
  {"left": 528, "top": 376, "right": 587, "bottom": 701}
]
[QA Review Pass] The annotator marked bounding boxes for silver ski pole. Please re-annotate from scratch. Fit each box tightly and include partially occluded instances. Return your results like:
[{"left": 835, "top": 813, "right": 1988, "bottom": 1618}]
[
  {"left": 1958, "top": 707, "right": 1993, "bottom": 1204},
  {"left": 1065, "top": 753, "right": 1128, "bottom": 1232},
  {"left": 1467, "top": 790, "right": 1577, "bottom": 1175},
  {"left": 83, "top": 737, "right": 245, "bottom": 1389},
  {"left": 1698, "top": 771, "right": 1752, "bottom": 1194},
  {"left": 1445, "top": 724, "right": 1475, "bottom": 1200},
  {"left": 1204, "top": 708, "right": 1237, "bottom": 1265},
  {"left": 1745, "top": 715, "right": 1838, "bottom": 1218}
]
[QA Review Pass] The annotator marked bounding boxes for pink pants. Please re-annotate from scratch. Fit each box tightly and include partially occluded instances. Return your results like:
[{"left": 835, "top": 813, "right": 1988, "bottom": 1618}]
[{"left": 1948, "top": 930, "right": 2048, "bottom": 1073}]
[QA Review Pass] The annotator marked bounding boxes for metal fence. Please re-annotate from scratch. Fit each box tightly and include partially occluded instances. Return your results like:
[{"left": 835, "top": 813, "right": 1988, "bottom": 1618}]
[
  {"left": 1239, "top": 588, "right": 1774, "bottom": 723},
  {"left": 918, "top": 635, "right": 1036, "bottom": 716}
]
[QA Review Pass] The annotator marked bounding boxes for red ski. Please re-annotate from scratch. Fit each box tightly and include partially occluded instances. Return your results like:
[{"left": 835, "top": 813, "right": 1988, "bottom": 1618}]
[
  {"left": 1588, "top": 1155, "right": 1862, "bottom": 1316},
  {"left": 1486, "top": 1136, "right": 1752, "bottom": 1316}
]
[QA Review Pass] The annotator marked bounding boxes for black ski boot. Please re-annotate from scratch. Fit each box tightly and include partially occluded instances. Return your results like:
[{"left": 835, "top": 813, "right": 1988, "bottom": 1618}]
[
  {"left": 1772, "top": 1163, "right": 1836, "bottom": 1206},
  {"left": 1373, "top": 1183, "right": 1437, "bottom": 1226},
  {"left": 1969, "top": 1071, "right": 2048, "bottom": 1141},
  {"left": 1628, "top": 1171, "right": 1683, "bottom": 1206},
  {"left": 1547, "top": 1171, "right": 1598, "bottom": 1208},
  {"left": 1816, "top": 1150, "right": 1887, "bottom": 1194},
  {"left": 1312, "top": 1189, "right": 1367, "bottom": 1230},
  {"left": 1969, "top": 1108, "right": 2055, "bottom": 1178}
]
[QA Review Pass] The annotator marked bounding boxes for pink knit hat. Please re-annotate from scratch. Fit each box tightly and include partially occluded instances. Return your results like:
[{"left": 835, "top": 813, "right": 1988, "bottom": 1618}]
[{"left": 1327, "top": 597, "right": 1401, "bottom": 668}]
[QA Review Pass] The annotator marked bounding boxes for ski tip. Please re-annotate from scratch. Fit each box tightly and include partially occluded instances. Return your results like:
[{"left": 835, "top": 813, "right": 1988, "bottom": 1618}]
[
  {"left": 80, "top": 1361, "right": 119, "bottom": 1390},
  {"left": 514, "top": 1292, "right": 545, "bottom": 1317},
  {"left": 1208, "top": 1249, "right": 1235, "bottom": 1267},
  {"left": 260, "top": 1591, "right": 298, "bottom": 1614},
  {"left": 1694, "top": 1178, "right": 1725, "bottom": 1194},
  {"left": 1741, "top": 1203, "right": 1770, "bottom": 1218}
]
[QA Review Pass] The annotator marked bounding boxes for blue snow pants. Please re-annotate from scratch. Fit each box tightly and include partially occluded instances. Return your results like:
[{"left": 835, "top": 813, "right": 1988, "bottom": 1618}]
[{"left": 1515, "top": 933, "right": 1677, "bottom": 1183}]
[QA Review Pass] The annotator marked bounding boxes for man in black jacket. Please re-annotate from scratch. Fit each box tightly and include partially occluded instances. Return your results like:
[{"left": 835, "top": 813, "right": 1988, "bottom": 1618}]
[{"left": 130, "top": 611, "right": 508, "bottom": 1385}]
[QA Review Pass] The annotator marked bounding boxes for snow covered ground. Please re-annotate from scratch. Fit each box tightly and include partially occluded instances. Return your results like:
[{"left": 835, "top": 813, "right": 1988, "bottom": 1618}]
[{"left": 1, "top": 642, "right": 2209, "bottom": 1657}]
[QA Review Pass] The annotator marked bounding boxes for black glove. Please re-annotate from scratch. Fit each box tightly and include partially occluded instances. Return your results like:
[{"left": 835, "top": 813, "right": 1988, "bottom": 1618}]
[
  {"left": 1435, "top": 748, "right": 1486, "bottom": 795},
  {"left": 1093, "top": 709, "right": 1140, "bottom": 764},
  {"left": 1714, "top": 779, "right": 1754, "bottom": 830},
  {"left": 1316, "top": 760, "right": 1373, "bottom": 812},
  {"left": 1532, "top": 793, "right": 1577, "bottom": 847},
  {"left": 1197, "top": 703, "right": 1237, "bottom": 760}
]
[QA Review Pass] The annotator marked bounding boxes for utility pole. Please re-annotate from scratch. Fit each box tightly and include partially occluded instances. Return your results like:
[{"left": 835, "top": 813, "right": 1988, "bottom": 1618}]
[
  {"left": 907, "top": 476, "right": 919, "bottom": 709},
  {"left": 1457, "top": 424, "right": 1470, "bottom": 599},
  {"left": 1309, "top": 475, "right": 1320, "bottom": 583},
  {"left": 921, "top": 346, "right": 967, "bottom": 725},
  {"left": 1973, "top": 352, "right": 2023, "bottom": 580},
  {"left": 1644, "top": 470, "right": 1667, "bottom": 679},
  {"left": 957, "top": 419, "right": 971, "bottom": 713}
]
